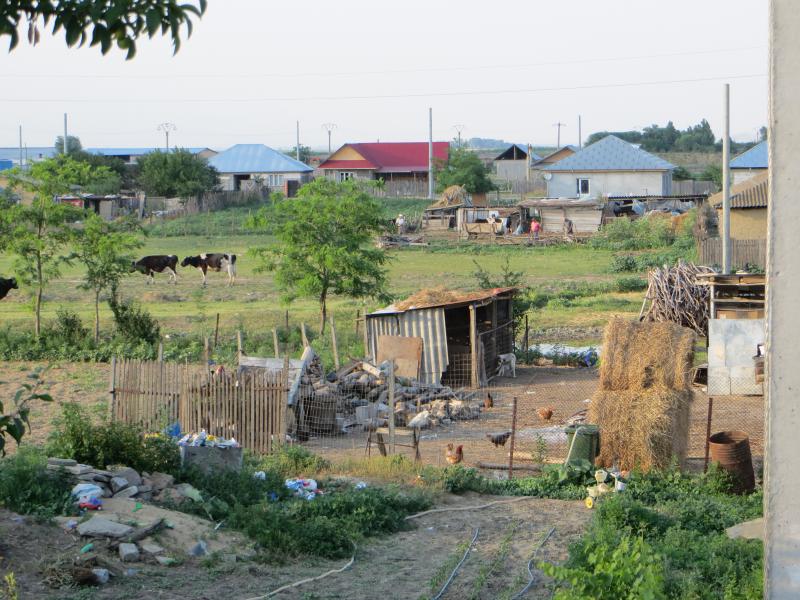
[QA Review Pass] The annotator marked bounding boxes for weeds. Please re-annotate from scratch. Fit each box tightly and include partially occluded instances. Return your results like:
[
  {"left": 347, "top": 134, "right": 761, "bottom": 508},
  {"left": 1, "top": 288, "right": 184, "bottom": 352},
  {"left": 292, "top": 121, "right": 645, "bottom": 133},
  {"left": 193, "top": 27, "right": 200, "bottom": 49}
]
[
  {"left": 467, "top": 522, "right": 519, "bottom": 600},
  {"left": 0, "top": 448, "right": 73, "bottom": 518}
]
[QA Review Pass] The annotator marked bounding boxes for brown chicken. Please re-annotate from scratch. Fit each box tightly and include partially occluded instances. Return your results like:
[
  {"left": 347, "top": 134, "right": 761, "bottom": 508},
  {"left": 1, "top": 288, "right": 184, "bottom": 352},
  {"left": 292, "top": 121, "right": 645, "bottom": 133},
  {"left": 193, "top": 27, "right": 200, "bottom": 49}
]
[
  {"left": 484, "top": 392, "right": 494, "bottom": 409},
  {"left": 536, "top": 406, "right": 555, "bottom": 422},
  {"left": 445, "top": 443, "right": 463, "bottom": 464},
  {"left": 486, "top": 431, "right": 512, "bottom": 447}
]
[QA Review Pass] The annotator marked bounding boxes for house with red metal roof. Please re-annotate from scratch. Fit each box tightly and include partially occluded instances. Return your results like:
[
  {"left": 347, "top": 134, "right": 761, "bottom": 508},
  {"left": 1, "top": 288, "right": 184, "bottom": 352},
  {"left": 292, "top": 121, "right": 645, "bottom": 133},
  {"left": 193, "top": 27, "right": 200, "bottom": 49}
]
[{"left": 318, "top": 142, "right": 450, "bottom": 189}]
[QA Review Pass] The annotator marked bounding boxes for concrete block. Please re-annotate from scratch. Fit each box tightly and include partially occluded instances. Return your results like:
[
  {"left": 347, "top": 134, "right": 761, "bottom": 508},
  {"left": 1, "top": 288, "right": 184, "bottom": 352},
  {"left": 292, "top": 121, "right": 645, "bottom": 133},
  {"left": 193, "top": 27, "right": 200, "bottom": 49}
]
[
  {"left": 119, "top": 543, "right": 140, "bottom": 562},
  {"left": 180, "top": 446, "right": 242, "bottom": 475}
]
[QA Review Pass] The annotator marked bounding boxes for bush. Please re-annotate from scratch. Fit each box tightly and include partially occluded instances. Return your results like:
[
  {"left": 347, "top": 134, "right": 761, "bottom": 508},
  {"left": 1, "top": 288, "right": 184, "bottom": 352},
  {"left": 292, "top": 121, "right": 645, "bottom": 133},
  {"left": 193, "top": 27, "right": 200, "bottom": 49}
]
[
  {"left": 614, "top": 275, "right": 648, "bottom": 292},
  {"left": 590, "top": 217, "right": 676, "bottom": 251},
  {"left": 0, "top": 448, "right": 73, "bottom": 518},
  {"left": 47, "top": 308, "right": 89, "bottom": 347},
  {"left": 256, "top": 444, "right": 330, "bottom": 479},
  {"left": 47, "top": 403, "right": 180, "bottom": 475},
  {"left": 109, "top": 297, "right": 161, "bottom": 345}
]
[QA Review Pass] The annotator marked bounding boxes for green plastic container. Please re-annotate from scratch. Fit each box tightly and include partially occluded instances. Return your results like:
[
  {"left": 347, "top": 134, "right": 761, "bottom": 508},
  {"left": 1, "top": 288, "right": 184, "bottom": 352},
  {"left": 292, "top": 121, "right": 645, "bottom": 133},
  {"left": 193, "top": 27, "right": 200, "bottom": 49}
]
[{"left": 564, "top": 424, "right": 600, "bottom": 466}]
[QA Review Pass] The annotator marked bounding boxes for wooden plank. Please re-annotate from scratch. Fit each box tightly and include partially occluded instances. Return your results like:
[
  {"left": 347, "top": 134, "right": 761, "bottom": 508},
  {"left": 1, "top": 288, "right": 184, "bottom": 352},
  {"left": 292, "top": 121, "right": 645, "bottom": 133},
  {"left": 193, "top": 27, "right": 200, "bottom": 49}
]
[
  {"left": 388, "top": 360, "right": 395, "bottom": 454},
  {"left": 376, "top": 335, "right": 423, "bottom": 380},
  {"left": 273, "top": 328, "right": 280, "bottom": 358},
  {"left": 469, "top": 304, "right": 479, "bottom": 389},
  {"left": 109, "top": 356, "right": 117, "bottom": 422},
  {"left": 330, "top": 314, "right": 340, "bottom": 371}
]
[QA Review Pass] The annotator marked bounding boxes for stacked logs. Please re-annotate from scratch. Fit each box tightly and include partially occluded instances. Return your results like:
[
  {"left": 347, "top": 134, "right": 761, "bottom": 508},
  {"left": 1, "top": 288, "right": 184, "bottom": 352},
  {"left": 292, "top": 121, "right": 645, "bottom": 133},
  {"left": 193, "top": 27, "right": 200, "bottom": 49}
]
[{"left": 639, "top": 260, "right": 714, "bottom": 335}]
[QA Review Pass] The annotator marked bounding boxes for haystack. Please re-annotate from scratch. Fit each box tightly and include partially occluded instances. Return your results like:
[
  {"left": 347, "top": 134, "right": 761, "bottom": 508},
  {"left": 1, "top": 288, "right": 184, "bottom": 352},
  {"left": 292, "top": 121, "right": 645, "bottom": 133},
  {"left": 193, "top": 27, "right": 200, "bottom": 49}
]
[
  {"left": 394, "top": 287, "right": 470, "bottom": 311},
  {"left": 428, "top": 185, "right": 467, "bottom": 209},
  {"left": 589, "top": 318, "right": 694, "bottom": 471}
]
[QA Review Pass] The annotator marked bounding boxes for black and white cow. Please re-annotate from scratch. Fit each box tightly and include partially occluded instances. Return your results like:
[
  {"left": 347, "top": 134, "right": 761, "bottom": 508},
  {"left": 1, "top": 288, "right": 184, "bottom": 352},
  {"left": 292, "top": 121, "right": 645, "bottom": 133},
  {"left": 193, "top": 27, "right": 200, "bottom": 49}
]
[
  {"left": 0, "top": 277, "right": 18, "bottom": 300},
  {"left": 181, "top": 253, "right": 237, "bottom": 286},
  {"left": 131, "top": 255, "right": 178, "bottom": 284}
]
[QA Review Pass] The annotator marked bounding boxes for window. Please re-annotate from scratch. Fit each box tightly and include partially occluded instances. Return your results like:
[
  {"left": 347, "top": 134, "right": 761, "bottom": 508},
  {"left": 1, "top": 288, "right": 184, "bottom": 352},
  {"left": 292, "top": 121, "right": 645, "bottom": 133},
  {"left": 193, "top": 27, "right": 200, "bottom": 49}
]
[
  {"left": 577, "top": 178, "right": 590, "bottom": 196},
  {"left": 338, "top": 171, "right": 356, "bottom": 182},
  {"left": 267, "top": 174, "right": 284, "bottom": 187}
]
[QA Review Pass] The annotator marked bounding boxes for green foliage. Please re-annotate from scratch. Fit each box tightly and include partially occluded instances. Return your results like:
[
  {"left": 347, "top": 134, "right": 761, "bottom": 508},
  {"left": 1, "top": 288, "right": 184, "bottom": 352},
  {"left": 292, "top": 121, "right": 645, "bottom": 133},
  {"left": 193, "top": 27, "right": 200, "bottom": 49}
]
[
  {"left": 0, "top": 448, "right": 73, "bottom": 518},
  {"left": 109, "top": 296, "right": 161, "bottom": 346},
  {"left": 283, "top": 145, "right": 312, "bottom": 164},
  {"left": 256, "top": 444, "right": 331, "bottom": 479},
  {"left": 247, "top": 179, "right": 391, "bottom": 333},
  {"left": 701, "top": 164, "right": 723, "bottom": 189},
  {"left": 436, "top": 464, "right": 585, "bottom": 499},
  {"left": 590, "top": 217, "right": 676, "bottom": 252},
  {"left": 587, "top": 120, "right": 715, "bottom": 153},
  {"left": 542, "top": 534, "right": 667, "bottom": 600},
  {"left": 472, "top": 256, "right": 524, "bottom": 289},
  {"left": 46, "top": 308, "right": 89, "bottom": 348},
  {"left": 54, "top": 135, "right": 82, "bottom": 155},
  {"left": 672, "top": 166, "right": 694, "bottom": 181},
  {"left": 0, "top": 368, "right": 53, "bottom": 456},
  {"left": 137, "top": 149, "right": 218, "bottom": 198},
  {"left": 0, "top": 0, "right": 207, "bottom": 59},
  {"left": 435, "top": 147, "right": 496, "bottom": 194},
  {"left": 46, "top": 403, "right": 180, "bottom": 474}
]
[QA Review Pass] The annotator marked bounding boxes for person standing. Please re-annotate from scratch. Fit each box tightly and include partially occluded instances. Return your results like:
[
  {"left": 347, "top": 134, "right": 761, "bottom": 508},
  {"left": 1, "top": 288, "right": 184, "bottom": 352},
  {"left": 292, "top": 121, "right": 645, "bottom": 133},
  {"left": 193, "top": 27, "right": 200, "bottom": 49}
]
[
  {"left": 396, "top": 214, "right": 406, "bottom": 234},
  {"left": 531, "top": 218, "right": 541, "bottom": 241}
]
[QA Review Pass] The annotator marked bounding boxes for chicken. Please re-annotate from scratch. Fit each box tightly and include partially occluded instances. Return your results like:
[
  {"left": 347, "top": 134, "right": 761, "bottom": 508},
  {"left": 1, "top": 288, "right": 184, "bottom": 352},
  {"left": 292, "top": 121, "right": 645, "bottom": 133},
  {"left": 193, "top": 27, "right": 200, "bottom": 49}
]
[
  {"left": 484, "top": 392, "right": 494, "bottom": 409},
  {"left": 536, "top": 406, "right": 555, "bottom": 422},
  {"left": 445, "top": 443, "right": 463, "bottom": 465},
  {"left": 486, "top": 431, "right": 512, "bottom": 447}
]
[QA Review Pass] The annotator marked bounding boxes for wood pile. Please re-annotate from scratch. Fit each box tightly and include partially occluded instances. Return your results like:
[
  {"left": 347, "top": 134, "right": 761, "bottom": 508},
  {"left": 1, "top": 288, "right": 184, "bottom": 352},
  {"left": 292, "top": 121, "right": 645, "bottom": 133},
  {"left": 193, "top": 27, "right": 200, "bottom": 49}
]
[
  {"left": 376, "top": 234, "right": 427, "bottom": 248},
  {"left": 293, "top": 358, "right": 481, "bottom": 440},
  {"left": 639, "top": 260, "right": 714, "bottom": 335}
]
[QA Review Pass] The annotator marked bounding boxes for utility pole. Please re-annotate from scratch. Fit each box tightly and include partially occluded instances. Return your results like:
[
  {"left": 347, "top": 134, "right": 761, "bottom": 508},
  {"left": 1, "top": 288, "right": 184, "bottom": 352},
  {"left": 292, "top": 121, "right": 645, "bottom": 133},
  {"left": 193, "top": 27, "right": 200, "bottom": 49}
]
[
  {"left": 453, "top": 124, "right": 466, "bottom": 148},
  {"left": 18, "top": 125, "right": 22, "bottom": 167},
  {"left": 296, "top": 121, "right": 300, "bottom": 161},
  {"left": 63, "top": 112, "right": 68, "bottom": 154},
  {"left": 428, "top": 108, "right": 434, "bottom": 200},
  {"left": 321, "top": 123, "right": 337, "bottom": 154},
  {"left": 157, "top": 122, "right": 176, "bottom": 152},
  {"left": 578, "top": 115, "right": 582, "bottom": 149},
  {"left": 721, "top": 84, "right": 731, "bottom": 275},
  {"left": 553, "top": 122, "right": 567, "bottom": 147}
]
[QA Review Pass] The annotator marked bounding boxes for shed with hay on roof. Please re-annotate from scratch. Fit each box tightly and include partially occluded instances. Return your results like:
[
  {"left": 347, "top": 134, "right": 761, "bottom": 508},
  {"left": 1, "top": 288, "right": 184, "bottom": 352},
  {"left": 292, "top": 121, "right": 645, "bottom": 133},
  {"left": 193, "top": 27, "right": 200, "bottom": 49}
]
[
  {"left": 423, "top": 185, "right": 482, "bottom": 230},
  {"left": 588, "top": 318, "right": 695, "bottom": 471},
  {"left": 366, "top": 287, "right": 517, "bottom": 388}
]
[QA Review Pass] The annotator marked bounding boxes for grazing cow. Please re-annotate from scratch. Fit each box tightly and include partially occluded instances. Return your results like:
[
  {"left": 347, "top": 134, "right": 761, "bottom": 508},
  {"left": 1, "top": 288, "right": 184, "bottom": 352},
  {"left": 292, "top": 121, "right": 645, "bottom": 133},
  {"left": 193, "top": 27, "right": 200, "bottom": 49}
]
[
  {"left": 131, "top": 255, "right": 178, "bottom": 284},
  {"left": 181, "top": 253, "right": 237, "bottom": 286},
  {"left": 0, "top": 277, "right": 18, "bottom": 300}
]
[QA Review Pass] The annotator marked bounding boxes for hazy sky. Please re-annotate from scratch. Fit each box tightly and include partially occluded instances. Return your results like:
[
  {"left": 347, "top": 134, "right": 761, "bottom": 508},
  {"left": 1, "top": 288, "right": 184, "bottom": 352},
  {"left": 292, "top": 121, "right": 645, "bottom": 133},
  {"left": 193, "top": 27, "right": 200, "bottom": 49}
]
[{"left": 1, "top": 0, "right": 768, "bottom": 151}]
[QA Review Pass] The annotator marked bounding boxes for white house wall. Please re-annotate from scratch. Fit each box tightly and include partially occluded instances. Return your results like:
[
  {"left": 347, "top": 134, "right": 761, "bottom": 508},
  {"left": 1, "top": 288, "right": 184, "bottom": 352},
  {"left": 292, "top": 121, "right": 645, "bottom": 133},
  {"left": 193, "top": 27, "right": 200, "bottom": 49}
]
[
  {"left": 732, "top": 168, "right": 766, "bottom": 185},
  {"left": 547, "top": 171, "right": 669, "bottom": 198},
  {"left": 218, "top": 171, "right": 307, "bottom": 191}
]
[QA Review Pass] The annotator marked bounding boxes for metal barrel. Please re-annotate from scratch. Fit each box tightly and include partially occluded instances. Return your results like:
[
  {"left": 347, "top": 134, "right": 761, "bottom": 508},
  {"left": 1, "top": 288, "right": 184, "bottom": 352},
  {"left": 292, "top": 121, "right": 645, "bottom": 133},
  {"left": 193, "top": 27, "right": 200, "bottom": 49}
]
[{"left": 708, "top": 430, "right": 755, "bottom": 493}]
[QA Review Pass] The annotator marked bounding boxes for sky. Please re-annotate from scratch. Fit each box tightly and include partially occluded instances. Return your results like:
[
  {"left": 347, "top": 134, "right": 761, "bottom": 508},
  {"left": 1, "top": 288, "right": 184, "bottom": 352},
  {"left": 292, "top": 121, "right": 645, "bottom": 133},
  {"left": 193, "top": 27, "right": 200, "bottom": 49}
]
[{"left": 0, "top": 0, "right": 768, "bottom": 152}]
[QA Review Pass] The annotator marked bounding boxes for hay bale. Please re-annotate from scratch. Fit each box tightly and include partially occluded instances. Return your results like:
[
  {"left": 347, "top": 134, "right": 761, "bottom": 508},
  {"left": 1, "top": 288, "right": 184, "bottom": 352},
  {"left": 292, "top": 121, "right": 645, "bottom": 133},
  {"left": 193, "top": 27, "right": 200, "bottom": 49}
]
[
  {"left": 589, "top": 388, "right": 691, "bottom": 471},
  {"left": 598, "top": 318, "right": 694, "bottom": 391}
]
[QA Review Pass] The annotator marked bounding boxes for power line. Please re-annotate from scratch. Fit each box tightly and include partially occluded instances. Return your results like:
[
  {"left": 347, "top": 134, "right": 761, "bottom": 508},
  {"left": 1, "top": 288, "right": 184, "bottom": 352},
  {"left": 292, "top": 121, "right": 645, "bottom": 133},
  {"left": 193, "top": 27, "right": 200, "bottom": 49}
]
[
  {"left": 0, "top": 45, "right": 765, "bottom": 81},
  {"left": 0, "top": 72, "right": 767, "bottom": 104}
]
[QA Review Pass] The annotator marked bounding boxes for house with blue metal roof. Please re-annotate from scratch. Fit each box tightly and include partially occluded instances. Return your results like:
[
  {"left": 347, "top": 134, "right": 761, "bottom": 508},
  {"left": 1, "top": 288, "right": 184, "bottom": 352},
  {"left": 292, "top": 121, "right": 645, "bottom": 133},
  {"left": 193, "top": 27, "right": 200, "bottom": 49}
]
[
  {"left": 209, "top": 144, "right": 313, "bottom": 192},
  {"left": 543, "top": 135, "right": 675, "bottom": 198},
  {"left": 730, "top": 141, "right": 767, "bottom": 185},
  {"left": 493, "top": 144, "right": 543, "bottom": 183}
]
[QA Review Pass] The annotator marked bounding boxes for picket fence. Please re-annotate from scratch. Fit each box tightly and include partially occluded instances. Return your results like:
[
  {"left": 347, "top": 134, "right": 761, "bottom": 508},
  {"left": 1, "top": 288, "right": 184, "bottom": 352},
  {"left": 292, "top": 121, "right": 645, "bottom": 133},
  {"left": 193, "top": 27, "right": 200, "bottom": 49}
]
[
  {"left": 698, "top": 238, "right": 766, "bottom": 269},
  {"left": 110, "top": 358, "right": 287, "bottom": 454}
]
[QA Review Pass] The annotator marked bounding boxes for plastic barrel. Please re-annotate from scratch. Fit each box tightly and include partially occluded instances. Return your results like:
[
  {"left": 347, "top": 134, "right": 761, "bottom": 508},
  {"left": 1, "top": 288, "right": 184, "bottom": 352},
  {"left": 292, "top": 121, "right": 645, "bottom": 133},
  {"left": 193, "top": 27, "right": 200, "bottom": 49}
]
[
  {"left": 708, "top": 430, "right": 755, "bottom": 493},
  {"left": 564, "top": 424, "right": 600, "bottom": 466}
]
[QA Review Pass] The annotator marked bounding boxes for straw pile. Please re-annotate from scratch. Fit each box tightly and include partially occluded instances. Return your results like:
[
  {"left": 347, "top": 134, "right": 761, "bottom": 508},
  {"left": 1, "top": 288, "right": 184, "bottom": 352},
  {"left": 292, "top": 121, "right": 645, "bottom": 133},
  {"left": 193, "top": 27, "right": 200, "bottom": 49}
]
[{"left": 589, "top": 318, "right": 694, "bottom": 471}]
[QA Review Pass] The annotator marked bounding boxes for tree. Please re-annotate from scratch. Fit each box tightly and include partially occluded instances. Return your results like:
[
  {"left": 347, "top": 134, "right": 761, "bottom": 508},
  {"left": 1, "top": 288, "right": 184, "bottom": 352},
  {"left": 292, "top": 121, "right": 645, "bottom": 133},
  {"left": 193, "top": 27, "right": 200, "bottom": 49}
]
[
  {"left": 1, "top": 368, "right": 52, "bottom": 456},
  {"left": 759, "top": 126, "right": 768, "bottom": 142},
  {"left": 75, "top": 214, "right": 143, "bottom": 342},
  {"left": 246, "top": 179, "right": 391, "bottom": 334},
  {"left": 3, "top": 161, "right": 87, "bottom": 337},
  {"left": 700, "top": 164, "right": 722, "bottom": 190},
  {"left": 0, "top": 1, "right": 207, "bottom": 60},
  {"left": 285, "top": 145, "right": 312, "bottom": 165},
  {"left": 55, "top": 135, "right": 82, "bottom": 155},
  {"left": 138, "top": 149, "right": 218, "bottom": 198},
  {"left": 436, "top": 147, "right": 496, "bottom": 194}
]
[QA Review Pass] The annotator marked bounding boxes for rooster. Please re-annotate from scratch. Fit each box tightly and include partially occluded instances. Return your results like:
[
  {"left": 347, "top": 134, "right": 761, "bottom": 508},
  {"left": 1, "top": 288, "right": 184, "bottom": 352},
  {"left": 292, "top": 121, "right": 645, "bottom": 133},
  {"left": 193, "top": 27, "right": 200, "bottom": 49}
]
[
  {"left": 486, "top": 431, "right": 512, "bottom": 447},
  {"left": 536, "top": 406, "right": 555, "bottom": 422},
  {"left": 445, "top": 443, "right": 463, "bottom": 465},
  {"left": 484, "top": 392, "right": 494, "bottom": 409}
]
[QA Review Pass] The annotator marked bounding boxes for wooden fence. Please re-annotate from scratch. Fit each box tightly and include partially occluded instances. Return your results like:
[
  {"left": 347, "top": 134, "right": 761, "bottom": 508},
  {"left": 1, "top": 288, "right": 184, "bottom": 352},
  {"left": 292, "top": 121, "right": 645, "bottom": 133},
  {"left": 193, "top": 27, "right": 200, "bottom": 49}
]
[
  {"left": 698, "top": 238, "right": 766, "bottom": 269},
  {"left": 110, "top": 359, "right": 287, "bottom": 454}
]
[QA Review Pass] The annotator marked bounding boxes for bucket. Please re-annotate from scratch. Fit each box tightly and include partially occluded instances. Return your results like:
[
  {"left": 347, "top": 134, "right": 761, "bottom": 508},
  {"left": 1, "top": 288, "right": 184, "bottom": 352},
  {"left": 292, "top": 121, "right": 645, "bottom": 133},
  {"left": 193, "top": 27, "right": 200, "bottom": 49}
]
[
  {"left": 708, "top": 430, "right": 755, "bottom": 493},
  {"left": 564, "top": 424, "right": 600, "bottom": 466}
]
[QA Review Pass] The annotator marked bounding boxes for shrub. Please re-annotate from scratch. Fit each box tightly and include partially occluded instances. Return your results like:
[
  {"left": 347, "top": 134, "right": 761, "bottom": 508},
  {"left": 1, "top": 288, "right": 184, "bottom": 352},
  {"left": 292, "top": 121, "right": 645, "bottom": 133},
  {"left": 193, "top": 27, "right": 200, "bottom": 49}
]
[
  {"left": 615, "top": 275, "right": 648, "bottom": 292},
  {"left": 256, "top": 445, "right": 330, "bottom": 479},
  {"left": 109, "top": 297, "right": 161, "bottom": 345},
  {"left": 46, "top": 403, "right": 180, "bottom": 475},
  {"left": 0, "top": 448, "right": 73, "bottom": 518},
  {"left": 46, "top": 308, "right": 89, "bottom": 347}
]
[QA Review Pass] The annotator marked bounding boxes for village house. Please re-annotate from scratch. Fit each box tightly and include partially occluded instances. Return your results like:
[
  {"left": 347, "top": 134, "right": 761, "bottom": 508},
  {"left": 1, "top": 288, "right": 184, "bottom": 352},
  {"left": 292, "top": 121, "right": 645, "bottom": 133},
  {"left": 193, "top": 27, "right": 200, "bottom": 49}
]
[
  {"left": 493, "top": 144, "right": 542, "bottom": 182},
  {"left": 318, "top": 142, "right": 449, "bottom": 195},
  {"left": 209, "top": 144, "right": 313, "bottom": 193},
  {"left": 543, "top": 135, "right": 675, "bottom": 198},
  {"left": 710, "top": 170, "right": 768, "bottom": 240},
  {"left": 729, "top": 140, "right": 767, "bottom": 184}
]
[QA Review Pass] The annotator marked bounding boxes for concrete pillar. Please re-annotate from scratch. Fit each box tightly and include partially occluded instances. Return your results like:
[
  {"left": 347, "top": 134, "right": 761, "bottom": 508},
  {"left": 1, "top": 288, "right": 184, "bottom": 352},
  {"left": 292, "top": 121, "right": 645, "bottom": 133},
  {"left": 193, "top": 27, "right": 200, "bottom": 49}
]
[{"left": 765, "top": 1, "right": 800, "bottom": 596}]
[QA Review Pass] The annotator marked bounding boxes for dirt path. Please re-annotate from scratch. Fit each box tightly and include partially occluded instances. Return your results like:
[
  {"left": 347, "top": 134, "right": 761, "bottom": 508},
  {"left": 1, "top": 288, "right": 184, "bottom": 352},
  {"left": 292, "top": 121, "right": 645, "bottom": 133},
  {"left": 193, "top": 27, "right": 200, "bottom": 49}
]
[{"left": 0, "top": 493, "right": 589, "bottom": 600}]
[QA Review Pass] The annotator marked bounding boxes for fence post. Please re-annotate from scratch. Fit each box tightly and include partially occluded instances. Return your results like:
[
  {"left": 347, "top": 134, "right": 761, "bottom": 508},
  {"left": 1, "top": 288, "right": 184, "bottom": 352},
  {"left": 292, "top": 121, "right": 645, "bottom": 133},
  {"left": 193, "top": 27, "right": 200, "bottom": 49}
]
[
  {"left": 363, "top": 309, "right": 370, "bottom": 360},
  {"left": 704, "top": 396, "right": 714, "bottom": 472},
  {"left": 355, "top": 309, "right": 360, "bottom": 336},
  {"left": 108, "top": 356, "right": 117, "bottom": 422},
  {"left": 330, "top": 313, "right": 340, "bottom": 371},
  {"left": 285, "top": 310, "right": 289, "bottom": 331},
  {"left": 272, "top": 328, "right": 280, "bottom": 358},
  {"left": 388, "top": 360, "right": 396, "bottom": 454},
  {"left": 469, "top": 304, "right": 479, "bottom": 389},
  {"left": 203, "top": 337, "right": 210, "bottom": 365},
  {"left": 301, "top": 322, "right": 309, "bottom": 348},
  {"left": 524, "top": 314, "right": 529, "bottom": 363},
  {"left": 237, "top": 330, "right": 243, "bottom": 360},
  {"left": 508, "top": 396, "right": 518, "bottom": 480},
  {"left": 213, "top": 313, "right": 220, "bottom": 348},
  {"left": 158, "top": 342, "right": 163, "bottom": 363}
]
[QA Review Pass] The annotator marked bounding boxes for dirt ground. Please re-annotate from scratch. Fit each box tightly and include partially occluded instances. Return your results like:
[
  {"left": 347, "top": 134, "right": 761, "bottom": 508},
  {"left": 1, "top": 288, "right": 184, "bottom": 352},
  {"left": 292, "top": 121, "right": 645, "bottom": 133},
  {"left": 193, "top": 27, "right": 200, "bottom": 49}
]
[{"left": 0, "top": 493, "right": 589, "bottom": 600}]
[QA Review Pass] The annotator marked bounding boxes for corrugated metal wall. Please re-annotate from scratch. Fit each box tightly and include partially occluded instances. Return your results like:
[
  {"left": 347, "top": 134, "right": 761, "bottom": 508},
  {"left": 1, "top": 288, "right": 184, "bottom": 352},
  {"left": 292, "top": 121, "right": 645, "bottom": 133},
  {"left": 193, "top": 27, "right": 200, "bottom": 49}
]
[{"left": 366, "top": 308, "right": 449, "bottom": 385}]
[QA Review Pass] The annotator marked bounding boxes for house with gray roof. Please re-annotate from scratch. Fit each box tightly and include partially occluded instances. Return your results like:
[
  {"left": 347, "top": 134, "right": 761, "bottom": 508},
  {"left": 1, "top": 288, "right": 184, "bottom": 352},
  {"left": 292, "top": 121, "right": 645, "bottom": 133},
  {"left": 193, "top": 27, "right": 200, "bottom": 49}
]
[
  {"left": 493, "top": 144, "right": 542, "bottom": 183},
  {"left": 209, "top": 144, "right": 313, "bottom": 193},
  {"left": 730, "top": 141, "right": 767, "bottom": 184},
  {"left": 543, "top": 135, "right": 674, "bottom": 198}
]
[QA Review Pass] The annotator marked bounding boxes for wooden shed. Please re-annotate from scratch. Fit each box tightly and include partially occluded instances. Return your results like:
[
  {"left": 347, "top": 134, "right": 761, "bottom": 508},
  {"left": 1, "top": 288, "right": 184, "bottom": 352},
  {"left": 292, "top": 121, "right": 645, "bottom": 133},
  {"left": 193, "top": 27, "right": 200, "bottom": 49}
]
[{"left": 518, "top": 198, "right": 604, "bottom": 234}]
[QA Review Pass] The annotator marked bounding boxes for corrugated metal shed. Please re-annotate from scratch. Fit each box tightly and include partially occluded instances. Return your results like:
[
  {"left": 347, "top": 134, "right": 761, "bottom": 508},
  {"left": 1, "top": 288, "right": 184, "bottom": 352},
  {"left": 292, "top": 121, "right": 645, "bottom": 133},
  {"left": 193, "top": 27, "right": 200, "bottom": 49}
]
[
  {"left": 730, "top": 141, "right": 767, "bottom": 170},
  {"left": 710, "top": 171, "right": 769, "bottom": 209},
  {"left": 209, "top": 144, "right": 313, "bottom": 174},
  {"left": 366, "top": 308, "right": 448, "bottom": 385},
  {"left": 544, "top": 135, "right": 674, "bottom": 172}
]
